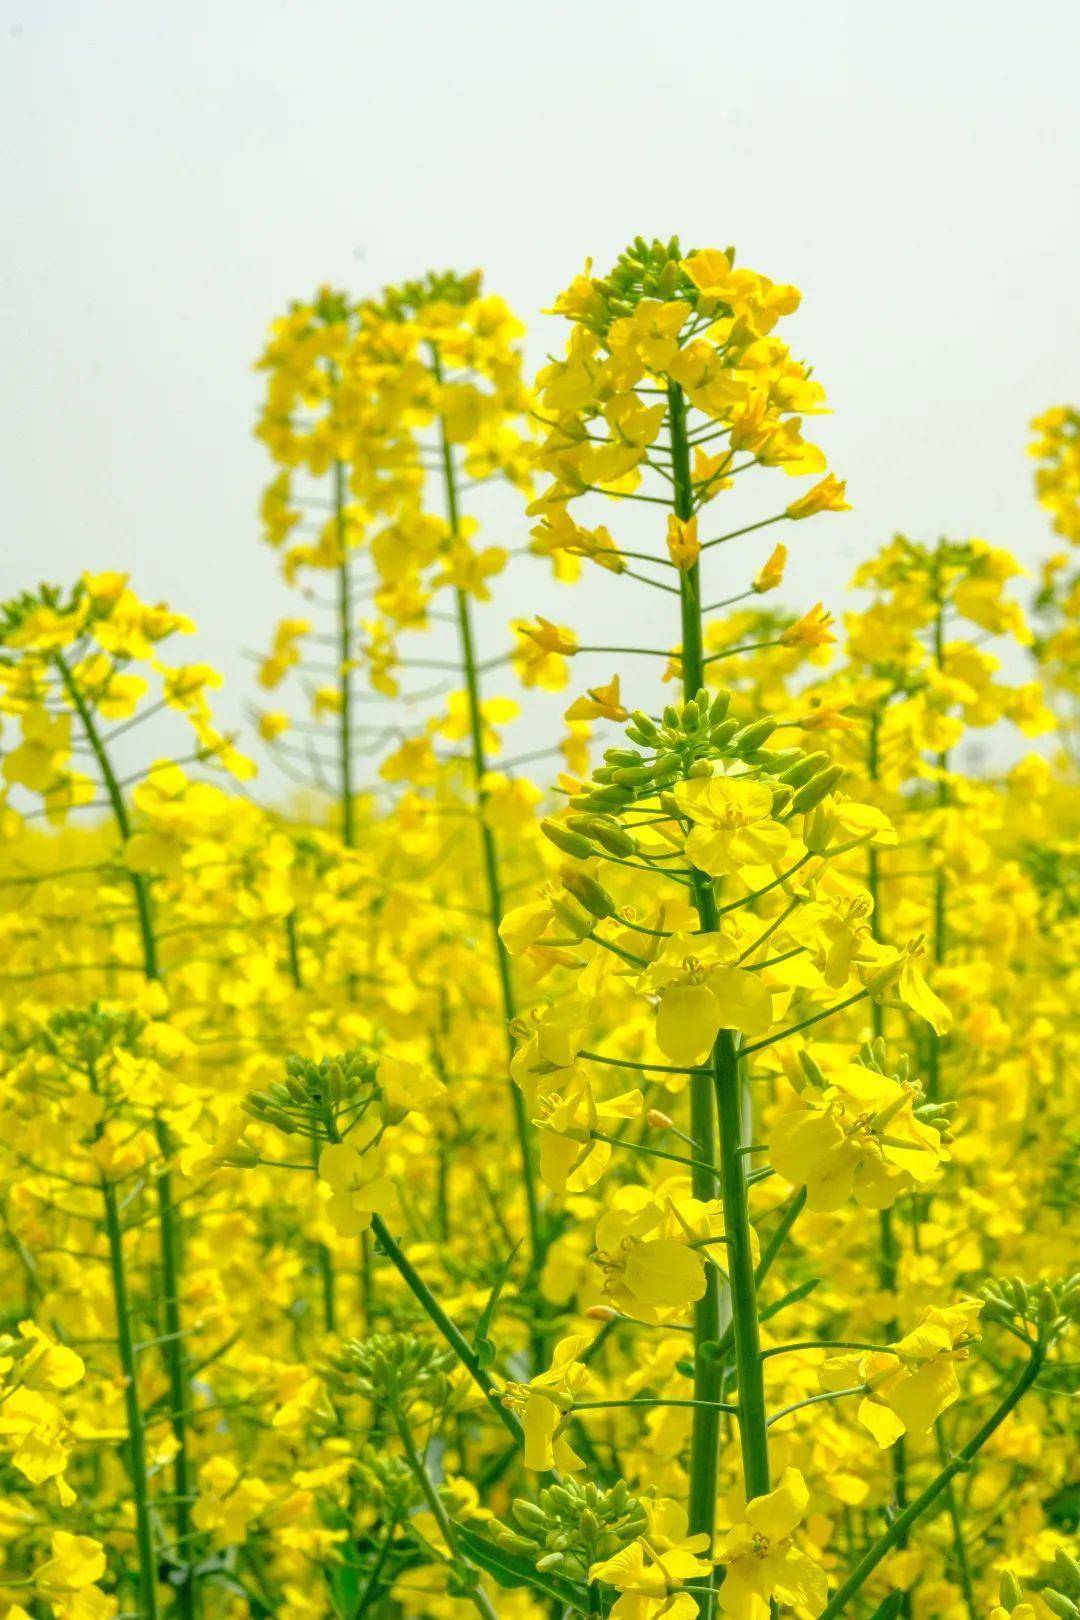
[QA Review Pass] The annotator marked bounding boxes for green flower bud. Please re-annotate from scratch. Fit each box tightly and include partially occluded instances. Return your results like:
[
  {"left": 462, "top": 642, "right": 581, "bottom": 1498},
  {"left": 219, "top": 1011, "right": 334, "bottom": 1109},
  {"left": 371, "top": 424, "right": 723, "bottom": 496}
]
[
  {"left": 562, "top": 869, "right": 617, "bottom": 918},
  {"left": 1000, "top": 1572, "right": 1024, "bottom": 1608},
  {"left": 541, "top": 819, "right": 595, "bottom": 858},
  {"left": 791, "top": 765, "right": 845, "bottom": 813},
  {"left": 588, "top": 821, "right": 637, "bottom": 858},
  {"left": 732, "top": 717, "right": 777, "bottom": 752},
  {"left": 778, "top": 750, "right": 830, "bottom": 787}
]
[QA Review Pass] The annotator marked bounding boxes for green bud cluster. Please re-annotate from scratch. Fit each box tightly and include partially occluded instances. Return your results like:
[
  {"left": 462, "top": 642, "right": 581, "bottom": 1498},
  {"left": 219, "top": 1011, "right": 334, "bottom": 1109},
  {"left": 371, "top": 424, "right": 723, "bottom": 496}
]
[
  {"left": 352, "top": 1444, "right": 419, "bottom": 1521},
  {"left": 575, "top": 236, "right": 742, "bottom": 337},
  {"left": 363, "top": 269, "right": 482, "bottom": 325},
  {"left": 242, "top": 1049, "right": 378, "bottom": 1139},
  {"left": 490, "top": 1478, "right": 647, "bottom": 1583},
  {"left": 977, "top": 1274, "right": 1080, "bottom": 1344},
  {"left": 323, "top": 1332, "right": 457, "bottom": 1411},
  {"left": 542, "top": 690, "right": 836, "bottom": 868},
  {"left": 0, "top": 581, "right": 84, "bottom": 643},
  {"left": 45, "top": 1003, "right": 145, "bottom": 1067}
]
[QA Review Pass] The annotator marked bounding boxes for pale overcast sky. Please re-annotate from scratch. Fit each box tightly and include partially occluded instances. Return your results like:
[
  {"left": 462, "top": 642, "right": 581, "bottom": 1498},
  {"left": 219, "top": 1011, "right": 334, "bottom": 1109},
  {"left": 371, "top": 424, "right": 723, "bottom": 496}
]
[{"left": 2, "top": 1, "right": 1078, "bottom": 784}]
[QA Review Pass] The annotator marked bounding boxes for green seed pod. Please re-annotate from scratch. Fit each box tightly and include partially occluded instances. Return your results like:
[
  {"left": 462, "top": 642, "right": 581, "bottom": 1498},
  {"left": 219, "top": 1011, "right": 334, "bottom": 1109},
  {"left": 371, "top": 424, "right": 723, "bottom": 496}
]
[
  {"left": 791, "top": 765, "right": 845, "bottom": 813},
  {"left": 541, "top": 819, "right": 595, "bottom": 858}
]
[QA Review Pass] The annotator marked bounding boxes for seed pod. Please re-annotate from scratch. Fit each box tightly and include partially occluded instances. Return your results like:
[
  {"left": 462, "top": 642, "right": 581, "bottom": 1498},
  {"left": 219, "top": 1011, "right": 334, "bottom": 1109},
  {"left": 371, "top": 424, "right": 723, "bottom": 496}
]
[{"left": 541, "top": 819, "right": 595, "bottom": 858}]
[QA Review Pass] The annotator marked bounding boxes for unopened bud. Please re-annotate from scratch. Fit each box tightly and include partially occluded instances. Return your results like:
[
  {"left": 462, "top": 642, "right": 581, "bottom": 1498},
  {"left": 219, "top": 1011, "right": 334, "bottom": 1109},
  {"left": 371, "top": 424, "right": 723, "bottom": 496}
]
[
  {"left": 647, "top": 1108, "right": 675, "bottom": 1130},
  {"left": 542, "top": 819, "right": 595, "bottom": 858}
]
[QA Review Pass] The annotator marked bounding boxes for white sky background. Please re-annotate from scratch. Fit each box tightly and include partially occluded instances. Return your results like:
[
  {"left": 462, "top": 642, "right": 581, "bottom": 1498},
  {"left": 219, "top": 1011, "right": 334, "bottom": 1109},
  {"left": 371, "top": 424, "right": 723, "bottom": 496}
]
[{"left": 2, "top": 0, "right": 1079, "bottom": 794}]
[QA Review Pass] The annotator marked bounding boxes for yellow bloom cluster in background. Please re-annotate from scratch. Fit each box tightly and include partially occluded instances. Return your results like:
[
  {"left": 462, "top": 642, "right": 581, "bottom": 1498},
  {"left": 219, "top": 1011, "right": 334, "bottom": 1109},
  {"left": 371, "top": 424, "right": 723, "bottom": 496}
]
[{"left": 0, "top": 239, "right": 1076, "bottom": 1620}]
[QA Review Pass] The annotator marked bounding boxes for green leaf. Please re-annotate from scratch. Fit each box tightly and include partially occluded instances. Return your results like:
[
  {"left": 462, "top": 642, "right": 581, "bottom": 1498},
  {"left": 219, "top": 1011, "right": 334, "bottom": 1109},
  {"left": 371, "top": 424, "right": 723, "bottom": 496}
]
[
  {"left": 760, "top": 1277, "right": 820, "bottom": 1322},
  {"left": 456, "top": 1526, "right": 587, "bottom": 1607},
  {"left": 473, "top": 1241, "right": 521, "bottom": 1355},
  {"left": 868, "top": 1593, "right": 904, "bottom": 1620}
]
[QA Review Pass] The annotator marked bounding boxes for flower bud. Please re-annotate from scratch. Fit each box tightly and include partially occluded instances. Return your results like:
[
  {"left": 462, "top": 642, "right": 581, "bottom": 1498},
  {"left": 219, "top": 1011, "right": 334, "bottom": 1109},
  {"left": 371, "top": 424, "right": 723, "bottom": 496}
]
[
  {"left": 561, "top": 869, "right": 616, "bottom": 918},
  {"left": 646, "top": 1108, "right": 675, "bottom": 1130},
  {"left": 542, "top": 819, "right": 595, "bottom": 858},
  {"left": 778, "top": 750, "right": 830, "bottom": 787},
  {"left": 791, "top": 765, "right": 845, "bottom": 814},
  {"left": 732, "top": 717, "right": 777, "bottom": 752}
]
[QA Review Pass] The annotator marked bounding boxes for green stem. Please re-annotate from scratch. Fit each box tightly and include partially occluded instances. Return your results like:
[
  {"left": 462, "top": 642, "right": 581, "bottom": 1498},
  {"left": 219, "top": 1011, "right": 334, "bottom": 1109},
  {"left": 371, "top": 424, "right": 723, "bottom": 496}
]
[
  {"left": 56, "top": 653, "right": 195, "bottom": 1619},
  {"left": 670, "top": 380, "right": 772, "bottom": 1566},
  {"left": 937, "top": 1421, "right": 979, "bottom": 1620},
  {"left": 394, "top": 1410, "right": 498, "bottom": 1620},
  {"left": 153, "top": 1118, "right": 196, "bottom": 1620},
  {"left": 98, "top": 1152, "right": 159, "bottom": 1620},
  {"left": 820, "top": 1349, "right": 1043, "bottom": 1619},
  {"left": 430, "top": 345, "right": 543, "bottom": 1283},
  {"left": 334, "top": 458, "right": 355, "bottom": 848}
]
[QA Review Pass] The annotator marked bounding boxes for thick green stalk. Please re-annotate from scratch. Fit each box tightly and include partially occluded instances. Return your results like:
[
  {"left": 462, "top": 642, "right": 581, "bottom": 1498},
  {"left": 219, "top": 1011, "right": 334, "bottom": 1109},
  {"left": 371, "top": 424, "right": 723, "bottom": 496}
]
[
  {"left": 819, "top": 1349, "right": 1044, "bottom": 1619},
  {"left": 334, "top": 457, "right": 355, "bottom": 848},
  {"left": 669, "top": 381, "right": 772, "bottom": 1548},
  {"left": 430, "top": 347, "right": 543, "bottom": 1279},
  {"left": 89, "top": 1054, "right": 159, "bottom": 1620},
  {"left": 394, "top": 1409, "right": 499, "bottom": 1620},
  {"left": 55, "top": 654, "right": 195, "bottom": 1619},
  {"left": 100, "top": 1169, "right": 160, "bottom": 1620},
  {"left": 866, "top": 709, "right": 909, "bottom": 1561}
]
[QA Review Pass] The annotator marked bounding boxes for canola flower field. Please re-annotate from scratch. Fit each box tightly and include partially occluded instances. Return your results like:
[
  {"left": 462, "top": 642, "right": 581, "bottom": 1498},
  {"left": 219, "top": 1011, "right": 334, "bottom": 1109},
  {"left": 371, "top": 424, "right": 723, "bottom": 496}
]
[{"left": 0, "top": 240, "right": 1077, "bottom": 1620}]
